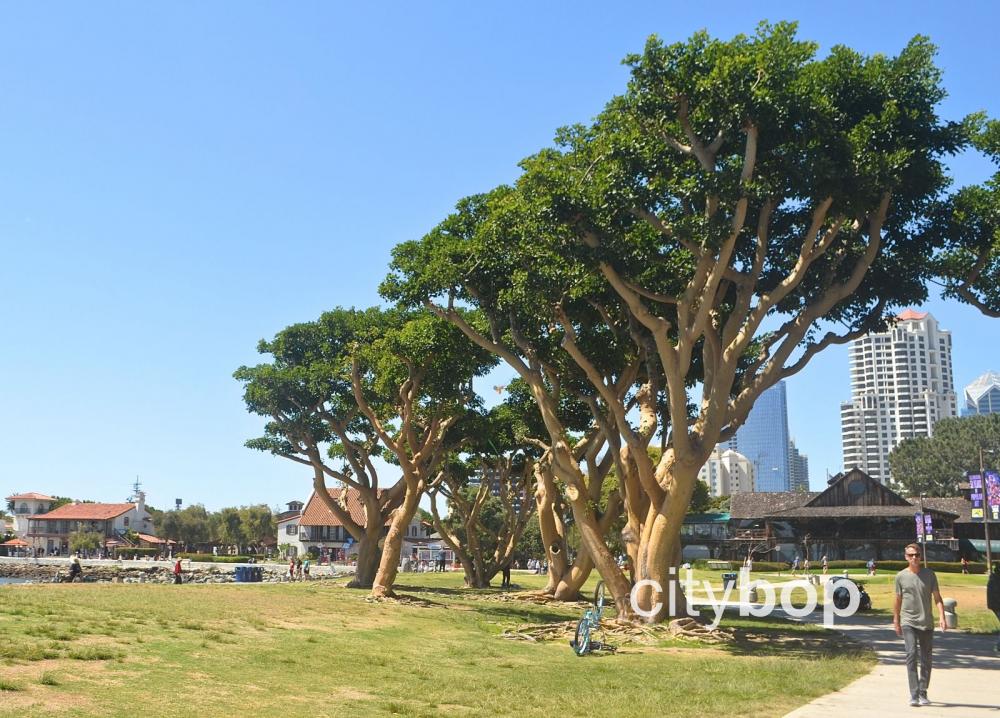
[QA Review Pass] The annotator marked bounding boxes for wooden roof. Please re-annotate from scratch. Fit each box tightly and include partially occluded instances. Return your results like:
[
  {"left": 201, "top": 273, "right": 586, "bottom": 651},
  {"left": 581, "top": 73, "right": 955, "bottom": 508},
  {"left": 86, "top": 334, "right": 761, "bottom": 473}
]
[{"left": 729, "top": 469, "right": 962, "bottom": 520}]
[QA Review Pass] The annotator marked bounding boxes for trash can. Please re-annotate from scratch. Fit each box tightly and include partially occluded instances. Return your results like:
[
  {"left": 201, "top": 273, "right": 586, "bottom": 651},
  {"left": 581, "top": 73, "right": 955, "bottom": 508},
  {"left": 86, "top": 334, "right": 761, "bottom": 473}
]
[
  {"left": 234, "top": 566, "right": 247, "bottom": 583},
  {"left": 252, "top": 566, "right": 263, "bottom": 582},
  {"left": 943, "top": 598, "right": 958, "bottom": 629},
  {"left": 722, "top": 572, "right": 737, "bottom": 589}
]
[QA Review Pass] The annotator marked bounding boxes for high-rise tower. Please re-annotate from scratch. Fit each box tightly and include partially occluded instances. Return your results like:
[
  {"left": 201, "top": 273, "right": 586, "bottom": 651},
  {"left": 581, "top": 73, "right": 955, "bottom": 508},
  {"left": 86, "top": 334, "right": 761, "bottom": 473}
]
[
  {"left": 788, "top": 439, "right": 810, "bottom": 492},
  {"left": 723, "top": 381, "right": 791, "bottom": 492},
  {"left": 840, "top": 310, "right": 957, "bottom": 484},
  {"left": 963, "top": 371, "right": 1000, "bottom": 416}
]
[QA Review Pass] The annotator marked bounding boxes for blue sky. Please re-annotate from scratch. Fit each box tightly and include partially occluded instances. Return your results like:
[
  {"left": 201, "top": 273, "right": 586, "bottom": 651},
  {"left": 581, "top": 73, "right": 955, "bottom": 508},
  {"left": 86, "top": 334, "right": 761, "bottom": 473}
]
[{"left": 1, "top": 2, "right": 999, "bottom": 510}]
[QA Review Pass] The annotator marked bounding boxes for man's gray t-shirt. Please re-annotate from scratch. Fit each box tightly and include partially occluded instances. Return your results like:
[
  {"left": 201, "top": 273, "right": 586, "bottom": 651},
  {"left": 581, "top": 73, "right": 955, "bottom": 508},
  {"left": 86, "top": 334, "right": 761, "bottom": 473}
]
[{"left": 894, "top": 567, "right": 939, "bottom": 630}]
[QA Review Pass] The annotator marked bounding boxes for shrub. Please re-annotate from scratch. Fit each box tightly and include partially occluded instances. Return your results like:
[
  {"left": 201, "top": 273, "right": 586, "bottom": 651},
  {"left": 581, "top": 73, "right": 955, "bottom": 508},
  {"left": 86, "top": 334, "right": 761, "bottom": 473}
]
[{"left": 177, "top": 553, "right": 251, "bottom": 563}]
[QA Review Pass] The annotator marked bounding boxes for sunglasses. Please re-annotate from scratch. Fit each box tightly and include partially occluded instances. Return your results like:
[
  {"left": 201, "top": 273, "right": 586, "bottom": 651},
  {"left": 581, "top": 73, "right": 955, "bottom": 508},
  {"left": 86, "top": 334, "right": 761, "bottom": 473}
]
[{"left": 905, "top": 553, "right": 921, "bottom": 558}]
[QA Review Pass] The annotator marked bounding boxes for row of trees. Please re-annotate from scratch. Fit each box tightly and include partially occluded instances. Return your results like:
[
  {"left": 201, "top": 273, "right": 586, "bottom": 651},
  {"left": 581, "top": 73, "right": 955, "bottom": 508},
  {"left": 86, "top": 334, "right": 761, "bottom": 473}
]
[
  {"left": 239, "top": 23, "right": 1000, "bottom": 622},
  {"left": 889, "top": 414, "right": 1000, "bottom": 496},
  {"left": 148, "top": 504, "right": 276, "bottom": 552}
]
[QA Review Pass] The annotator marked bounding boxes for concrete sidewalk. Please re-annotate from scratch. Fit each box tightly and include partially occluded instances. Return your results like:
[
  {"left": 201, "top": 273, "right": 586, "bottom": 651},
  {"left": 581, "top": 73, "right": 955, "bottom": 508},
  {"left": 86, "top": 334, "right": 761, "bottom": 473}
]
[{"left": 785, "top": 615, "right": 1000, "bottom": 717}]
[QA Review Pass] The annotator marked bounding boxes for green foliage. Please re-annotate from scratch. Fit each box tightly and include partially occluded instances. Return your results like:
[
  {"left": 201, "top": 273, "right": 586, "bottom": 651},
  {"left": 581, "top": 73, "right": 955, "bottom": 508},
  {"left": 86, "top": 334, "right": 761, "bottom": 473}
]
[
  {"left": 177, "top": 553, "right": 251, "bottom": 563},
  {"left": 153, "top": 504, "right": 222, "bottom": 547},
  {"left": 68, "top": 531, "right": 103, "bottom": 553},
  {"left": 888, "top": 414, "right": 1000, "bottom": 495},
  {"left": 382, "top": 24, "right": 970, "bottom": 542},
  {"left": 929, "top": 116, "right": 1000, "bottom": 316},
  {"left": 441, "top": 488, "right": 507, "bottom": 555},
  {"left": 513, "top": 516, "right": 544, "bottom": 562},
  {"left": 688, "top": 480, "right": 712, "bottom": 513}
]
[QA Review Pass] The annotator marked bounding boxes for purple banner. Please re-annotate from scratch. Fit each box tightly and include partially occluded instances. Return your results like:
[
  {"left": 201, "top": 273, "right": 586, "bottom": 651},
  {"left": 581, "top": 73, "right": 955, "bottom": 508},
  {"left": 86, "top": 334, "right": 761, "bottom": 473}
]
[
  {"left": 923, "top": 513, "right": 934, "bottom": 541},
  {"left": 986, "top": 471, "right": 1000, "bottom": 522},
  {"left": 915, "top": 513, "right": 924, "bottom": 537},
  {"left": 970, "top": 474, "right": 985, "bottom": 520}
]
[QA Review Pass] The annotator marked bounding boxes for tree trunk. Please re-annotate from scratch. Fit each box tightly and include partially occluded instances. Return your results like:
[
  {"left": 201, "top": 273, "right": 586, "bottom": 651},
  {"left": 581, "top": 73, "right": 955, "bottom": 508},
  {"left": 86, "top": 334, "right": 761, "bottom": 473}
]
[
  {"left": 534, "top": 461, "right": 575, "bottom": 594},
  {"left": 347, "top": 531, "right": 382, "bottom": 588},
  {"left": 371, "top": 482, "right": 422, "bottom": 598},
  {"left": 632, "top": 459, "right": 700, "bottom": 622}
]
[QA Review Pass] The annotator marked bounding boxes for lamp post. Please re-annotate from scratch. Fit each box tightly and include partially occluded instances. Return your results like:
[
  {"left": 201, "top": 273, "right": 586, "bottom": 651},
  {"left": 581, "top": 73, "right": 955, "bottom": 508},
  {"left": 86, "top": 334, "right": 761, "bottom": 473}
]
[{"left": 979, "top": 447, "right": 994, "bottom": 571}]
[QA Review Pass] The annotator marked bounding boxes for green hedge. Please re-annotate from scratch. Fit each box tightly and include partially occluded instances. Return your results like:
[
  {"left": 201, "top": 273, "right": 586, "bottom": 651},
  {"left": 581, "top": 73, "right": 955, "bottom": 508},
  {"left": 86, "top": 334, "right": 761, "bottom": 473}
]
[
  {"left": 693, "top": 558, "right": 987, "bottom": 574},
  {"left": 826, "top": 560, "right": 987, "bottom": 574},
  {"left": 177, "top": 553, "right": 252, "bottom": 563},
  {"left": 115, "top": 548, "right": 159, "bottom": 558}
]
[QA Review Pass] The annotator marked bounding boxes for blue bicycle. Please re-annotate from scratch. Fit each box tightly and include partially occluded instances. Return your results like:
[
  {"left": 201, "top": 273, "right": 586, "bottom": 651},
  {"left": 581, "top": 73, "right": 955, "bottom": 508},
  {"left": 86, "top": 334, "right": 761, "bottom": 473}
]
[{"left": 569, "top": 581, "right": 612, "bottom": 656}]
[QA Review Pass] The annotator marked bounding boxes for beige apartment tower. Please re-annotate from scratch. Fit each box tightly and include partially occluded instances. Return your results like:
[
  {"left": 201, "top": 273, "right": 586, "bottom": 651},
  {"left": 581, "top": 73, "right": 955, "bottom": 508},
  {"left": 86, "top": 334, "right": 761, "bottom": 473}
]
[{"left": 840, "top": 310, "right": 957, "bottom": 485}]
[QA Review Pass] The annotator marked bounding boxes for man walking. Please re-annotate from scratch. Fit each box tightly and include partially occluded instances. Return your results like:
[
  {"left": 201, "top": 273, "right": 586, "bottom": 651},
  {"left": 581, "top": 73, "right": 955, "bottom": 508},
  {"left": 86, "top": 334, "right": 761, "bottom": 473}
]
[{"left": 893, "top": 543, "right": 946, "bottom": 707}]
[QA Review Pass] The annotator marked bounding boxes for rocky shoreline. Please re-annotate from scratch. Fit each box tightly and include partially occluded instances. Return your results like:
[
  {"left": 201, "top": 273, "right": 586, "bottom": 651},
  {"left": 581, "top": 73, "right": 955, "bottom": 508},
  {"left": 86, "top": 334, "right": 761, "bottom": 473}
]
[{"left": 0, "top": 561, "right": 346, "bottom": 585}]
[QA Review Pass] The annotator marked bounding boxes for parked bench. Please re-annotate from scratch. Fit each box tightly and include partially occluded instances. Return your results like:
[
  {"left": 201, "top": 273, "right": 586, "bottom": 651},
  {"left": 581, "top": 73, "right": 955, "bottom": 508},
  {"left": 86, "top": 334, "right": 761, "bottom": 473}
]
[{"left": 706, "top": 560, "right": 733, "bottom": 571}]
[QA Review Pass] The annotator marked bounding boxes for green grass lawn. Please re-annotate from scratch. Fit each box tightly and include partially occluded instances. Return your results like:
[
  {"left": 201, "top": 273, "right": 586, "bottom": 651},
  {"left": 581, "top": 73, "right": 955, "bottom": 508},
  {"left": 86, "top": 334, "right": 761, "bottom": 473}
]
[{"left": 0, "top": 571, "right": 875, "bottom": 718}]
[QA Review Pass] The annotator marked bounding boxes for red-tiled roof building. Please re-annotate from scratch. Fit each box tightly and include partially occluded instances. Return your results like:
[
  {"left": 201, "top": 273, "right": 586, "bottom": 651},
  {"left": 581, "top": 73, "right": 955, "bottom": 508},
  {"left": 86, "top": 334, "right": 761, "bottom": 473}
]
[
  {"left": 17, "top": 492, "right": 154, "bottom": 557},
  {"left": 277, "top": 487, "right": 431, "bottom": 561}
]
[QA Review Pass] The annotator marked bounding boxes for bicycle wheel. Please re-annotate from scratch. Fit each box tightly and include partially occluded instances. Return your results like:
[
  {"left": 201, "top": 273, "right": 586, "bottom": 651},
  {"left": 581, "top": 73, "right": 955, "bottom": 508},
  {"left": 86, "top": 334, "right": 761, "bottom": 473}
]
[
  {"left": 573, "top": 617, "right": 591, "bottom": 656},
  {"left": 594, "top": 580, "right": 605, "bottom": 613}
]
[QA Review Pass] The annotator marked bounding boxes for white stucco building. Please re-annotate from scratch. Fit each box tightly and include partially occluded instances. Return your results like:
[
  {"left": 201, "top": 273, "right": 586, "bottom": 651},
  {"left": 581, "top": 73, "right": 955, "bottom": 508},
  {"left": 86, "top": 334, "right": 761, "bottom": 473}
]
[
  {"left": 16, "top": 491, "right": 154, "bottom": 556},
  {"left": 5, "top": 492, "right": 57, "bottom": 538},
  {"left": 277, "top": 487, "right": 427, "bottom": 561},
  {"left": 698, "top": 448, "right": 756, "bottom": 496}
]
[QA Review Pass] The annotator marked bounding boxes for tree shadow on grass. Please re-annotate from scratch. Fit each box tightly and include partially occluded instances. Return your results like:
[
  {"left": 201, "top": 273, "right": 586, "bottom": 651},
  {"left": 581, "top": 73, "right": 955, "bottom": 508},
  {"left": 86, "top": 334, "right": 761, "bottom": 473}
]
[
  {"left": 365, "top": 592, "right": 449, "bottom": 609},
  {"left": 721, "top": 626, "right": 871, "bottom": 660},
  {"left": 466, "top": 603, "right": 576, "bottom": 625},
  {"left": 390, "top": 584, "right": 471, "bottom": 597}
]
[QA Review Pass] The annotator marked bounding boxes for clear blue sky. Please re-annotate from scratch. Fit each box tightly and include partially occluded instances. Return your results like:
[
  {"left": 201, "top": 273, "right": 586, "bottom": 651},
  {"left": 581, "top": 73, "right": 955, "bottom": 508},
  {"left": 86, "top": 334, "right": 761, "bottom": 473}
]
[{"left": 2, "top": 2, "right": 999, "bottom": 510}]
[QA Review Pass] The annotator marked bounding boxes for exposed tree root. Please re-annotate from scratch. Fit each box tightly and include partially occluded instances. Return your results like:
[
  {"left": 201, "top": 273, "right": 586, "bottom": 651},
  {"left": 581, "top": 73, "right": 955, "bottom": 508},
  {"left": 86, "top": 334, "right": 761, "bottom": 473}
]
[
  {"left": 464, "top": 590, "right": 588, "bottom": 607},
  {"left": 362, "top": 593, "right": 438, "bottom": 608},
  {"left": 501, "top": 617, "right": 733, "bottom": 646},
  {"left": 666, "top": 617, "right": 734, "bottom": 644}
]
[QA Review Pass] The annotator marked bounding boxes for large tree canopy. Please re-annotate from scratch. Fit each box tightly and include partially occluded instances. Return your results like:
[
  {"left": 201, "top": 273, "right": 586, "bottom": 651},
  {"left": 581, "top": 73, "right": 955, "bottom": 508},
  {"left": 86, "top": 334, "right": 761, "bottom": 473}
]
[
  {"left": 929, "top": 118, "right": 1000, "bottom": 315},
  {"left": 236, "top": 306, "right": 496, "bottom": 595},
  {"left": 383, "top": 23, "right": 971, "bottom": 620},
  {"left": 889, "top": 414, "right": 1000, "bottom": 496}
]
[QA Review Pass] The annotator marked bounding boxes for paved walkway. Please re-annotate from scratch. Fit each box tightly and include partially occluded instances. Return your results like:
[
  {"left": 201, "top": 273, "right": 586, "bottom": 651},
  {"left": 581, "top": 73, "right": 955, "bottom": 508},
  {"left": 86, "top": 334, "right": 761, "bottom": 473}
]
[{"left": 785, "top": 614, "right": 1000, "bottom": 717}]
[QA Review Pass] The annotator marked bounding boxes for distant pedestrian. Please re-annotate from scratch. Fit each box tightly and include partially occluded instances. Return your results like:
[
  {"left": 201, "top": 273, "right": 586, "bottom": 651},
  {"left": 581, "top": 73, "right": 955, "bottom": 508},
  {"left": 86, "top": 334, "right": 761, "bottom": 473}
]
[
  {"left": 173, "top": 559, "right": 183, "bottom": 585},
  {"left": 295, "top": 558, "right": 303, "bottom": 581},
  {"left": 303, "top": 558, "right": 310, "bottom": 579},
  {"left": 791, "top": 556, "right": 800, "bottom": 574},
  {"left": 822, "top": 555, "right": 829, "bottom": 575},
  {"left": 803, "top": 557, "right": 811, "bottom": 573},
  {"left": 288, "top": 557, "right": 296, "bottom": 581},
  {"left": 500, "top": 562, "right": 511, "bottom": 590},
  {"left": 987, "top": 563, "right": 1000, "bottom": 653},
  {"left": 867, "top": 558, "right": 876, "bottom": 576},
  {"left": 68, "top": 557, "right": 82, "bottom": 583},
  {"left": 961, "top": 557, "right": 969, "bottom": 574},
  {"left": 893, "top": 543, "right": 946, "bottom": 707}
]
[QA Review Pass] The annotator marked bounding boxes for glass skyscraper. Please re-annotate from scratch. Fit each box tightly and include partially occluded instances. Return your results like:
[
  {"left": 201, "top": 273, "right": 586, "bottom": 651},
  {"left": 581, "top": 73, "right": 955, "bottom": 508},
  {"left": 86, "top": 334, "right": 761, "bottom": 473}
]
[
  {"left": 723, "top": 381, "right": 791, "bottom": 492},
  {"left": 963, "top": 371, "right": 1000, "bottom": 416}
]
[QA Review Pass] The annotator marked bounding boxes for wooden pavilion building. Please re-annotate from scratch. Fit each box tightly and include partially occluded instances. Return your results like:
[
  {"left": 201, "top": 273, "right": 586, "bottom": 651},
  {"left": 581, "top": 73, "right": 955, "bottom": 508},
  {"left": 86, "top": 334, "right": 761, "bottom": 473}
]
[{"left": 726, "top": 469, "right": 962, "bottom": 562}]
